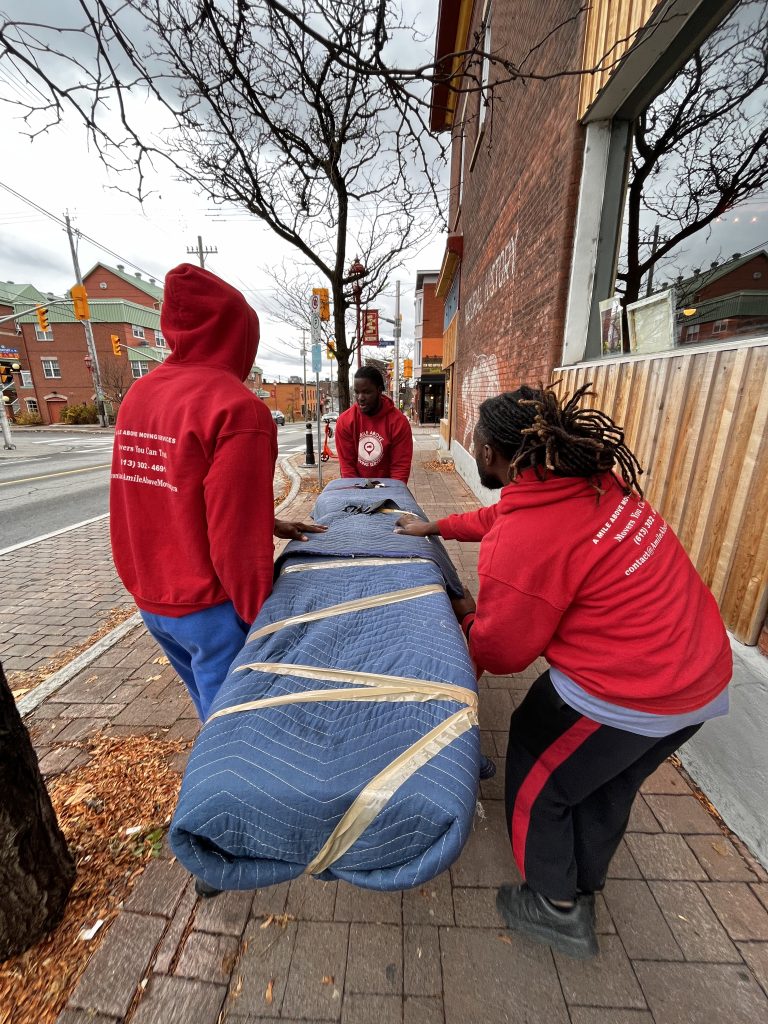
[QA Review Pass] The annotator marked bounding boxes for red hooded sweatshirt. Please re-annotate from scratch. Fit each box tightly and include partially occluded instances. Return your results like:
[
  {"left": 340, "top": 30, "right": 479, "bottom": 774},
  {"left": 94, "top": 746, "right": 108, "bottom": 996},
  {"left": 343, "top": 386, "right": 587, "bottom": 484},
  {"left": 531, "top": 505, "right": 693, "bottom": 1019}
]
[
  {"left": 335, "top": 394, "right": 413, "bottom": 482},
  {"left": 438, "top": 471, "right": 731, "bottom": 715},
  {"left": 110, "top": 263, "right": 277, "bottom": 624}
]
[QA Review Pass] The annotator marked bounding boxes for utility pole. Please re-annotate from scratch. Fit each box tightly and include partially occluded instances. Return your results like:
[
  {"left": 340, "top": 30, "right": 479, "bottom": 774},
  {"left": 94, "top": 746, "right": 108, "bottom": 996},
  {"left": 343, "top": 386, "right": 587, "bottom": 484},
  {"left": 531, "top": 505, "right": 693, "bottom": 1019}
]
[
  {"left": 186, "top": 235, "right": 218, "bottom": 269},
  {"left": 393, "top": 280, "right": 401, "bottom": 411},
  {"left": 645, "top": 224, "right": 661, "bottom": 297},
  {"left": 65, "top": 213, "right": 108, "bottom": 428}
]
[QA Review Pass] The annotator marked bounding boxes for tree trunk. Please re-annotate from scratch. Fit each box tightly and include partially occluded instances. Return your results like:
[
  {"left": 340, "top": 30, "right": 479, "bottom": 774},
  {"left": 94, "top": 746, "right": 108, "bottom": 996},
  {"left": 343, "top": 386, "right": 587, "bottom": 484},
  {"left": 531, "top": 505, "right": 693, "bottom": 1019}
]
[{"left": 0, "top": 661, "right": 75, "bottom": 960}]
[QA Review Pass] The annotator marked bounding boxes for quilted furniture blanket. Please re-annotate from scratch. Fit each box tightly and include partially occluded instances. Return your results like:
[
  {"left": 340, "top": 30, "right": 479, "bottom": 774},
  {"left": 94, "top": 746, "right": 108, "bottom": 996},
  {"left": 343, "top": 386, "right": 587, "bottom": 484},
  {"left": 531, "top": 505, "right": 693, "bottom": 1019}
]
[{"left": 169, "top": 477, "right": 480, "bottom": 891}]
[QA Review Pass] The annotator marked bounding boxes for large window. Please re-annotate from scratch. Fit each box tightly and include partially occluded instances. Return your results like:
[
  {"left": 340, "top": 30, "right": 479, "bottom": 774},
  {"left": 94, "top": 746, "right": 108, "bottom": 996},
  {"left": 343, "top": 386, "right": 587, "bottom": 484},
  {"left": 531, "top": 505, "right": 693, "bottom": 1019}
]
[
  {"left": 26, "top": 398, "right": 39, "bottom": 414},
  {"left": 41, "top": 358, "right": 61, "bottom": 379},
  {"left": 35, "top": 326, "right": 53, "bottom": 341},
  {"left": 20, "top": 370, "right": 33, "bottom": 388},
  {"left": 132, "top": 325, "right": 146, "bottom": 340},
  {"left": 610, "top": 1, "right": 768, "bottom": 355}
]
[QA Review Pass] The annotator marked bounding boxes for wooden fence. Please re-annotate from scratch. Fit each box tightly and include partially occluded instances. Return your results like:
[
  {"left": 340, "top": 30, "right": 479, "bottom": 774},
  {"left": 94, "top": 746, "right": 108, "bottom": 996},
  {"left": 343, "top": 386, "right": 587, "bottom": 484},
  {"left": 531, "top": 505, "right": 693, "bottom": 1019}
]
[{"left": 555, "top": 339, "right": 768, "bottom": 644}]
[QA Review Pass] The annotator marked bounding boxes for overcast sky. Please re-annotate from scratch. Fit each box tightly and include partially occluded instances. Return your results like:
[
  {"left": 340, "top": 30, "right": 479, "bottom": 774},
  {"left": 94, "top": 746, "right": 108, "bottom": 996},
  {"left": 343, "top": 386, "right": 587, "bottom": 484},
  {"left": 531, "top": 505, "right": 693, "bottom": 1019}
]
[{"left": 0, "top": 3, "right": 445, "bottom": 381}]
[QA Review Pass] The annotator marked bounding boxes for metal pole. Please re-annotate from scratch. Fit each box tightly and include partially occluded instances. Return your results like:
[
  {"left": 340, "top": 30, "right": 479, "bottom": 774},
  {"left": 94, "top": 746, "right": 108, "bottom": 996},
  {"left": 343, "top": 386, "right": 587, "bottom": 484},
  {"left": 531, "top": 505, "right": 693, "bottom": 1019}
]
[
  {"left": 197, "top": 235, "right": 204, "bottom": 268},
  {"left": 356, "top": 297, "right": 362, "bottom": 369},
  {"left": 1, "top": 397, "right": 15, "bottom": 449},
  {"left": 645, "top": 224, "right": 660, "bottom": 297},
  {"left": 65, "top": 214, "right": 108, "bottom": 428},
  {"left": 316, "top": 371, "right": 323, "bottom": 488},
  {"left": 393, "top": 280, "right": 401, "bottom": 411}
]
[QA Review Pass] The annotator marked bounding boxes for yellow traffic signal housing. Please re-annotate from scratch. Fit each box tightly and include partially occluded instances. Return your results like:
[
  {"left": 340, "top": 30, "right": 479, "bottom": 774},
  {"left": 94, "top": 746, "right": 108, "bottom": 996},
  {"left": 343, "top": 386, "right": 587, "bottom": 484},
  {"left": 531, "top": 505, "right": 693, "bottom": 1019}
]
[
  {"left": 111, "top": 334, "right": 123, "bottom": 357},
  {"left": 36, "top": 305, "right": 50, "bottom": 332},
  {"left": 313, "top": 287, "right": 331, "bottom": 322},
  {"left": 326, "top": 340, "right": 336, "bottom": 360},
  {"left": 403, "top": 358, "right": 413, "bottom": 379},
  {"left": 71, "top": 284, "right": 91, "bottom": 320},
  {"left": 0, "top": 365, "right": 14, "bottom": 386}
]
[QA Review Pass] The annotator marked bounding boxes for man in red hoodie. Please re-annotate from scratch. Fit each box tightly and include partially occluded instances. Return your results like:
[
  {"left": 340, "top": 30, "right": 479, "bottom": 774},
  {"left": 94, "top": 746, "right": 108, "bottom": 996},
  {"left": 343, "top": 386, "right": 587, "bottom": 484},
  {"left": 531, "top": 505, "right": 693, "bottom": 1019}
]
[
  {"left": 110, "top": 264, "right": 322, "bottom": 724},
  {"left": 396, "top": 384, "right": 731, "bottom": 959},
  {"left": 335, "top": 366, "right": 413, "bottom": 483}
]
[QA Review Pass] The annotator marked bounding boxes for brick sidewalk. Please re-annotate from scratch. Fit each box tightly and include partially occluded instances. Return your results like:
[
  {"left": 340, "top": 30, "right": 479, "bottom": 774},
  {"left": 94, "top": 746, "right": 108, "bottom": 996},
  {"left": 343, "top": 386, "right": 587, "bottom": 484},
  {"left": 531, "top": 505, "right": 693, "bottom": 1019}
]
[{"left": 20, "top": 430, "right": 768, "bottom": 1024}]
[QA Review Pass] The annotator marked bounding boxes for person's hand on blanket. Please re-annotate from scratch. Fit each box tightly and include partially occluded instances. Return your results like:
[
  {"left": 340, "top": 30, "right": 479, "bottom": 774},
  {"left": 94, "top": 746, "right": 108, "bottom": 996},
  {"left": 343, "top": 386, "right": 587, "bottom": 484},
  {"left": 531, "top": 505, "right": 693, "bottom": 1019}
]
[
  {"left": 394, "top": 514, "right": 440, "bottom": 537},
  {"left": 274, "top": 519, "right": 328, "bottom": 542}
]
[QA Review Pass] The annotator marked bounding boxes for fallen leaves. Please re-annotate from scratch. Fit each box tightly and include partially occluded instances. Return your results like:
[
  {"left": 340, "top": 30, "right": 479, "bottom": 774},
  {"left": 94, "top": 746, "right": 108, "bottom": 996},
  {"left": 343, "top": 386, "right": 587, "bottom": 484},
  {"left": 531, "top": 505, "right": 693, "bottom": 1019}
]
[
  {"left": 0, "top": 731, "right": 188, "bottom": 1024},
  {"left": 497, "top": 934, "right": 513, "bottom": 945},
  {"left": 152, "top": 656, "right": 170, "bottom": 665},
  {"left": 321, "top": 975, "right": 334, "bottom": 985},
  {"left": 259, "top": 913, "right": 296, "bottom": 930},
  {"left": 264, "top": 978, "right": 275, "bottom": 1005},
  {"left": 424, "top": 459, "right": 455, "bottom": 473}
]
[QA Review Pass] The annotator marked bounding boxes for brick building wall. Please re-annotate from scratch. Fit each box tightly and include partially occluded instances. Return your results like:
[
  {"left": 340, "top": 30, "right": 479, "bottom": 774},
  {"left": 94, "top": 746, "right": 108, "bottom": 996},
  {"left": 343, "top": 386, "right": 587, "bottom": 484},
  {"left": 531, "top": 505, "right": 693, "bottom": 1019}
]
[
  {"left": 695, "top": 253, "right": 768, "bottom": 301},
  {"left": 421, "top": 282, "right": 444, "bottom": 360},
  {"left": 83, "top": 264, "right": 162, "bottom": 309},
  {"left": 446, "top": 0, "right": 587, "bottom": 451}
]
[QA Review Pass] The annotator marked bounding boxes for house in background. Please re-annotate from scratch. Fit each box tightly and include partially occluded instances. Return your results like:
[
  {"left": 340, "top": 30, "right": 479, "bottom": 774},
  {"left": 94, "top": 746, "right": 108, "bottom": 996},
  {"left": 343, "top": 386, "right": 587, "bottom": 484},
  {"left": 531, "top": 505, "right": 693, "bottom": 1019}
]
[
  {"left": 676, "top": 251, "right": 768, "bottom": 345},
  {"left": 412, "top": 271, "right": 446, "bottom": 425},
  {"left": 0, "top": 281, "right": 48, "bottom": 421}
]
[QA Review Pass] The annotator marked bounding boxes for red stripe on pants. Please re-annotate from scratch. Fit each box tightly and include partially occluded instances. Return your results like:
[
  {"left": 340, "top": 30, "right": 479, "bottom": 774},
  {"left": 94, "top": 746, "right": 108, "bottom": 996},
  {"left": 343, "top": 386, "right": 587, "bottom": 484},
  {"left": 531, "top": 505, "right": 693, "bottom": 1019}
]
[{"left": 511, "top": 717, "right": 601, "bottom": 878}]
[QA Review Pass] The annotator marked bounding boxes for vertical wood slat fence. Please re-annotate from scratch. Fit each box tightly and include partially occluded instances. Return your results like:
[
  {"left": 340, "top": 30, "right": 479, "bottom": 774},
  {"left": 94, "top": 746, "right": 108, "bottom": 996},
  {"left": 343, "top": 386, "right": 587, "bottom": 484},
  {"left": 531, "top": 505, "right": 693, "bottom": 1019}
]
[{"left": 555, "top": 340, "right": 768, "bottom": 644}]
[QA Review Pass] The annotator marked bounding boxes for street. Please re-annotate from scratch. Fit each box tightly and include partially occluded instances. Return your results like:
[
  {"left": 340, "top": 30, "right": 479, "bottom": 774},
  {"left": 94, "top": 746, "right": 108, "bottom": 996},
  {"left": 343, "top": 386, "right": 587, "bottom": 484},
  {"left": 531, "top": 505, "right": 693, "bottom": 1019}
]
[{"left": 0, "top": 422, "right": 311, "bottom": 551}]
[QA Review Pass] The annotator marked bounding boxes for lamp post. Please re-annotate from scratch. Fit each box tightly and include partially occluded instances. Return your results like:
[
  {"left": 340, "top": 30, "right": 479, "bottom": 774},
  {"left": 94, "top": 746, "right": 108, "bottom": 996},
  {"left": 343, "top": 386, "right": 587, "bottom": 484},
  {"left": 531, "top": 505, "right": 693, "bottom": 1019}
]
[{"left": 349, "top": 258, "right": 365, "bottom": 369}]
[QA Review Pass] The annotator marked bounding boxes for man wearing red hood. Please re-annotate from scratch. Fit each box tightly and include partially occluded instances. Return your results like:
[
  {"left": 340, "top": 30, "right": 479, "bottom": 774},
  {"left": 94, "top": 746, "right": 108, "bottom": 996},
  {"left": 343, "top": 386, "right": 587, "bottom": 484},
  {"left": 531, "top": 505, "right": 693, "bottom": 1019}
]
[
  {"left": 110, "top": 263, "right": 320, "bottom": 721},
  {"left": 335, "top": 366, "right": 413, "bottom": 483}
]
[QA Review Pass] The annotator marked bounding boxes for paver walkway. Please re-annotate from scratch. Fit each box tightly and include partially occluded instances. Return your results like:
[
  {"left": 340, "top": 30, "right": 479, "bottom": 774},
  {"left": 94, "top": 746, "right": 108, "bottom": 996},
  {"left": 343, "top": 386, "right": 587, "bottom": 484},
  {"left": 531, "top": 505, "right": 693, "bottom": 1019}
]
[{"left": 17, "top": 427, "right": 768, "bottom": 1024}]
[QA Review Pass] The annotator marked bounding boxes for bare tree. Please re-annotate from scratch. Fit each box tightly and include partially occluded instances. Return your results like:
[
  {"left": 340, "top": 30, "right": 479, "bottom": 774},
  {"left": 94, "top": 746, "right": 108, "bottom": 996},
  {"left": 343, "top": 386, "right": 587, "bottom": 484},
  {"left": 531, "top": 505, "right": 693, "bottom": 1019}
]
[
  {"left": 100, "top": 354, "right": 133, "bottom": 411},
  {"left": 618, "top": 0, "right": 768, "bottom": 318}
]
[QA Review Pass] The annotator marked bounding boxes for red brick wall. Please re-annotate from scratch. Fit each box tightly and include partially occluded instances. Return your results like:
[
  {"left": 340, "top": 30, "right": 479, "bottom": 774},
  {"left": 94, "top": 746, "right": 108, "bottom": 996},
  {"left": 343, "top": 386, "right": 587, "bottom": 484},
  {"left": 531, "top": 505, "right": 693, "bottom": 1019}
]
[
  {"left": 696, "top": 254, "right": 768, "bottom": 301},
  {"left": 83, "top": 266, "right": 161, "bottom": 309},
  {"left": 20, "top": 322, "right": 144, "bottom": 424},
  {"left": 449, "top": 1, "right": 587, "bottom": 450},
  {"left": 422, "top": 283, "right": 444, "bottom": 360}
]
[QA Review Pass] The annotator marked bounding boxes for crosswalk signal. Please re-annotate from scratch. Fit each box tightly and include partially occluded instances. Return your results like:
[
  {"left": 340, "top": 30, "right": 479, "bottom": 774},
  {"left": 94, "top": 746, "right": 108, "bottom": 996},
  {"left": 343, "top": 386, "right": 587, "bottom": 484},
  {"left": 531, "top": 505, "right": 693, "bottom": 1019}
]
[
  {"left": 403, "top": 358, "right": 413, "bottom": 379},
  {"left": 70, "top": 284, "right": 91, "bottom": 320},
  {"left": 36, "top": 306, "right": 50, "bottom": 332},
  {"left": 111, "top": 334, "right": 123, "bottom": 357}
]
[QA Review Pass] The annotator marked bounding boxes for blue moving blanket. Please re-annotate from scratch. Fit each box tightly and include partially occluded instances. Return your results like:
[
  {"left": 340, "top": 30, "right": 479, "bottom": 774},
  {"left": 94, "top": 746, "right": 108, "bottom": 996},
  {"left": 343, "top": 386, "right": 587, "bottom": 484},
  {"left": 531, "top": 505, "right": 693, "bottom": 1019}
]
[{"left": 169, "top": 478, "right": 480, "bottom": 891}]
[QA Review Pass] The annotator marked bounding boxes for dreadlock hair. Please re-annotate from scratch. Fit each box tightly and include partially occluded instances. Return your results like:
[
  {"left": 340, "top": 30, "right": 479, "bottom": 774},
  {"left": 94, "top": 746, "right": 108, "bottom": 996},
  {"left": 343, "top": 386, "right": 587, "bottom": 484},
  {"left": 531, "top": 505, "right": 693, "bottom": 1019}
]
[
  {"left": 476, "top": 382, "right": 644, "bottom": 497},
  {"left": 355, "top": 365, "right": 385, "bottom": 391}
]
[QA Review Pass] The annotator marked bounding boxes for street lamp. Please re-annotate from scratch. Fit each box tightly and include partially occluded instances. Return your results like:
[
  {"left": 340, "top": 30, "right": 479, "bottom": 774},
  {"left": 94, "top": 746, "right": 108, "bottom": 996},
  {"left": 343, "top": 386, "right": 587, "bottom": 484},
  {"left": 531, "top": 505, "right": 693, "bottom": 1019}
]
[{"left": 349, "top": 258, "right": 365, "bottom": 369}]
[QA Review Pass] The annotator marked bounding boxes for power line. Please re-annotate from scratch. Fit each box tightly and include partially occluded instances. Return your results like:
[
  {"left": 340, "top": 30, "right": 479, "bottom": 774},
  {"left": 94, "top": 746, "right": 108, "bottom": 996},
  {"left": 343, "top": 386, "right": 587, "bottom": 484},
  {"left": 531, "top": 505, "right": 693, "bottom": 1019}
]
[{"left": 0, "top": 180, "right": 164, "bottom": 282}]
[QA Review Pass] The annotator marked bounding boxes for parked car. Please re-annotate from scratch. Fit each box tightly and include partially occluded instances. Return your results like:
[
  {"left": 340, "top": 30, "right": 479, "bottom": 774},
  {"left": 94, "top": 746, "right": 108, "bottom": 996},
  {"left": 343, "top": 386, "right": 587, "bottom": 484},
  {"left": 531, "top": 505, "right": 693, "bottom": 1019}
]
[
  {"left": 271, "top": 410, "right": 285, "bottom": 426},
  {"left": 321, "top": 412, "right": 338, "bottom": 424}
]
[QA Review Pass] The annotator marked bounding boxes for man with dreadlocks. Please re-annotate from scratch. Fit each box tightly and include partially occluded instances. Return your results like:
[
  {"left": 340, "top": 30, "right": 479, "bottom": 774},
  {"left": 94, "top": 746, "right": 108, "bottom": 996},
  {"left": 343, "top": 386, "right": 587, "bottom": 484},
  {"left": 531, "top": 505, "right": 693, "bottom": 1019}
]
[{"left": 395, "top": 384, "right": 731, "bottom": 960}]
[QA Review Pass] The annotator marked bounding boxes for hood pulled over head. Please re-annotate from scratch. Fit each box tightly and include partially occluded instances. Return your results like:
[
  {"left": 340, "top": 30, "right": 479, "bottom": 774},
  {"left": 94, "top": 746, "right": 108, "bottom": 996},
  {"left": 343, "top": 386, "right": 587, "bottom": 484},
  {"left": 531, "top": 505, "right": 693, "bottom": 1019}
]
[{"left": 161, "top": 263, "right": 259, "bottom": 380}]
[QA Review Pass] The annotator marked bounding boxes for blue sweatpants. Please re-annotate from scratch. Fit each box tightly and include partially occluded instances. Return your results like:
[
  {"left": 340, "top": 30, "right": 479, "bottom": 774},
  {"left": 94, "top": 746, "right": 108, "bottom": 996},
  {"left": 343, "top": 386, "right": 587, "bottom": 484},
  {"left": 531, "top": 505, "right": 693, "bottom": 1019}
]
[{"left": 140, "top": 601, "right": 249, "bottom": 720}]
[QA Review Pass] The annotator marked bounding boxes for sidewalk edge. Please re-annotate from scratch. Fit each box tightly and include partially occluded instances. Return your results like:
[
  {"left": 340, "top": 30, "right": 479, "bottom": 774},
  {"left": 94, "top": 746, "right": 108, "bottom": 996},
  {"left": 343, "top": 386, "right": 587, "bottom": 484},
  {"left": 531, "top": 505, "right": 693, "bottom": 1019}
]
[
  {"left": 17, "top": 612, "right": 143, "bottom": 718},
  {"left": 275, "top": 455, "right": 301, "bottom": 516}
]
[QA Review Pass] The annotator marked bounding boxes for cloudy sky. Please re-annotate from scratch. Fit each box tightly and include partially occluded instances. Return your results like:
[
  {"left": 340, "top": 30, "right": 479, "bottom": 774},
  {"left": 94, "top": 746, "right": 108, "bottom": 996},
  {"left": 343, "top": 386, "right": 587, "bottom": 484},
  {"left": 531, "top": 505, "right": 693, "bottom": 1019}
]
[{"left": 0, "top": 3, "right": 446, "bottom": 381}]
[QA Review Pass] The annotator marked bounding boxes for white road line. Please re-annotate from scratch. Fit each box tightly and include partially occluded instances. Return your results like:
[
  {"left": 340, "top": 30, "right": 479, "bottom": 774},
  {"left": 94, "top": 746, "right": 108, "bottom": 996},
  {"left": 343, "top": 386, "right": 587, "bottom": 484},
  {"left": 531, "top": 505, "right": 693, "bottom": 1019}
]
[{"left": 0, "top": 512, "right": 110, "bottom": 557}]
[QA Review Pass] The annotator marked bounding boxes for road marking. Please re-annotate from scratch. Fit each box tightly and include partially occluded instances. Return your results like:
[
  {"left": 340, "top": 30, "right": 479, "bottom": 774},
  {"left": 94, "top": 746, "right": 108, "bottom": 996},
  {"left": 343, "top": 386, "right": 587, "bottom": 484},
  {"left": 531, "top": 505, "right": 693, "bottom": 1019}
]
[
  {"left": 0, "top": 463, "right": 112, "bottom": 487},
  {"left": 0, "top": 512, "right": 110, "bottom": 557}
]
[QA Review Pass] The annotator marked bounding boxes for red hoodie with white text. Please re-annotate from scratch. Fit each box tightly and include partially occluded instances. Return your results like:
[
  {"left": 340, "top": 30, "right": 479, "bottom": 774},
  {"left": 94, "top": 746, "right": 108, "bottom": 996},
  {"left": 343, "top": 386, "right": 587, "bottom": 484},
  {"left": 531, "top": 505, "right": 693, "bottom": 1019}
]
[
  {"left": 110, "top": 263, "right": 277, "bottom": 624},
  {"left": 335, "top": 394, "right": 413, "bottom": 482},
  {"left": 438, "top": 471, "right": 731, "bottom": 715}
]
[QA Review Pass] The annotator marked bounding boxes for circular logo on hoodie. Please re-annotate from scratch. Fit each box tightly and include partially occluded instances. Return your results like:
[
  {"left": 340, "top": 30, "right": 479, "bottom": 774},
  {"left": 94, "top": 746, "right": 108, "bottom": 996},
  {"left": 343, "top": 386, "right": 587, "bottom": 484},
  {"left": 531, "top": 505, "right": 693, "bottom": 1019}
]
[{"left": 358, "top": 431, "right": 384, "bottom": 467}]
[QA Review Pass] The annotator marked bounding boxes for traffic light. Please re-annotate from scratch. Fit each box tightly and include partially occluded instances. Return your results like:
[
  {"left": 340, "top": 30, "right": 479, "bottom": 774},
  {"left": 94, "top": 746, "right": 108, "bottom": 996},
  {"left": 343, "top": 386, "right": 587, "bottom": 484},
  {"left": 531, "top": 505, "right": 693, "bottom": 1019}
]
[
  {"left": 403, "top": 358, "right": 413, "bottom": 379},
  {"left": 36, "top": 305, "right": 50, "bottom": 332},
  {"left": 111, "top": 334, "right": 123, "bottom": 357},
  {"left": 70, "top": 284, "right": 91, "bottom": 320},
  {"left": 313, "top": 287, "right": 330, "bottom": 321},
  {"left": 0, "top": 365, "right": 14, "bottom": 387},
  {"left": 326, "top": 340, "right": 336, "bottom": 360}
]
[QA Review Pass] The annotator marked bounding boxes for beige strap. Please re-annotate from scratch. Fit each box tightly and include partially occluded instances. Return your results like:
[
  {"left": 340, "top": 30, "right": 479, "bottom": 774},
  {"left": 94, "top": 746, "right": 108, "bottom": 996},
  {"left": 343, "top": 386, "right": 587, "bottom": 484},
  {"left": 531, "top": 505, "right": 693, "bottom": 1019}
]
[
  {"left": 248, "top": 584, "right": 443, "bottom": 641},
  {"left": 304, "top": 706, "right": 478, "bottom": 875},
  {"left": 227, "top": 662, "right": 475, "bottom": 707},
  {"left": 281, "top": 557, "right": 432, "bottom": 575},
  {"left": 377, "top": 508, "right": 422, "bottom": 517},
  {"left": 207, "top": 681, "right": 477, "bottom": 723}
]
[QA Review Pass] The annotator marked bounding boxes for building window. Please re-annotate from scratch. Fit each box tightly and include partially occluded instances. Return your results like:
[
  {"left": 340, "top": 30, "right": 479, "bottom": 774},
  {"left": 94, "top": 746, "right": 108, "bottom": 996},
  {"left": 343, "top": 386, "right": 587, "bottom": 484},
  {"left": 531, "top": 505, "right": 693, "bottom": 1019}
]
[
  {"left": 132, "top": 325, "right": 145, "bottom": 339},
  {"left": 41, "top": 358, "right": 61, "bottom": 379},
  {"left": 35, "top": 327, "right": 53, "bottom": 341},
  {"left": 685, "top": 324, "right": 700, "bottom": 342},
  {"left": 131, "top": 360, "right": 150, "bottom": 378},
  {"left": 26, "top": 398, "right": 39, "bottom": 414},
  {"left": 415, "top": 295, "right": 423, "bottom": 326},
  {"left": 21, "top": 370, "right": 33, "bottom": 388},
  {"left": 155, "top": 330, "right": 166, "bottom": 347},
  {"left": 712, "top": 319, "right": 728, "bottom": 333}
]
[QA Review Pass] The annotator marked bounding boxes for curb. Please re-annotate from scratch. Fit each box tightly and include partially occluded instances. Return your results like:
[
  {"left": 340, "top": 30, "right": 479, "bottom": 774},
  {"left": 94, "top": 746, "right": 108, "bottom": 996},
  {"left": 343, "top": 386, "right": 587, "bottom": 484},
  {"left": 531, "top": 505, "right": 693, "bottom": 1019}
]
[
  {"left": 18, "top": 612, "right": 143, "bottom": 718},
  {"left": 275, "top": 455, "right": 302, "bottom": 516}
]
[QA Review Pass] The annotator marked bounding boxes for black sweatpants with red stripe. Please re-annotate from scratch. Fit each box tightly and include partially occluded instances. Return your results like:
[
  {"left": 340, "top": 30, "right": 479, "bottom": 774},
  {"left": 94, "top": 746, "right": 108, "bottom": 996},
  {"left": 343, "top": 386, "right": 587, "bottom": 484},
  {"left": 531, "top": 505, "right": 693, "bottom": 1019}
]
[{"left": 505, "top": 671, "right": 700, "bottom": 902}]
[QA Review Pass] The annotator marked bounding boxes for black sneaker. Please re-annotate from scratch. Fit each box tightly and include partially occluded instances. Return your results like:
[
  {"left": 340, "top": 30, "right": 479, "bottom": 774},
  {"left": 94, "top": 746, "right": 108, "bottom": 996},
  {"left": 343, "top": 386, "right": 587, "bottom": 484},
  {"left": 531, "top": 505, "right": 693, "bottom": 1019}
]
[
  {"left": 496, "top": 884, "right": 598, "bottom": 959},
  {"left": 479, "top": 755, "right": 497, "bottom": 780},
  {"left": 194, "top": 877, "right": 222, "bottom": 899}
]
